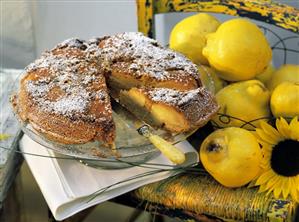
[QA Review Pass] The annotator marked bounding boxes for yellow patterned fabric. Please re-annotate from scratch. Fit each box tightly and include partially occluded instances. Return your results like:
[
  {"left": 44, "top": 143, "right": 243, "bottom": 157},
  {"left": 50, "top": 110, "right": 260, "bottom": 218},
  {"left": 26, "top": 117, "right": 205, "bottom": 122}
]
[{"left": 134, "top": 174, "right": 297, "bottom": 221}]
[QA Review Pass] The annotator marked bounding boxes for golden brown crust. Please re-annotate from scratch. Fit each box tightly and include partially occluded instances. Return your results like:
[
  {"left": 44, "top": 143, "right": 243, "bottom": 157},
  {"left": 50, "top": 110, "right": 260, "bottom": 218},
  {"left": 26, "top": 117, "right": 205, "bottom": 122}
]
[
  {"left": 16, "top": 38, "right": 115, "bottom": 145},
  {"left": 96, "top": 32, "right": 201, "bottom": 91}
]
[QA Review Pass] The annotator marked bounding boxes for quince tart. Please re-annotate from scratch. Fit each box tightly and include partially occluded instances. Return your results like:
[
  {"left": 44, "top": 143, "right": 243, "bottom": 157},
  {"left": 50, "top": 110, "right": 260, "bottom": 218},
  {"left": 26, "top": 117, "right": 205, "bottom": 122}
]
[{"left": 14, "top": 33, "right": 219, "bottom": 146}]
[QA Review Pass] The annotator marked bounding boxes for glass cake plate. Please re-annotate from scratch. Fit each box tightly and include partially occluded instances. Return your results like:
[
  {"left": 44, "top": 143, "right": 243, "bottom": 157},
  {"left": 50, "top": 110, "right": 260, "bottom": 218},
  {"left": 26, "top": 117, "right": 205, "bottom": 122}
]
[{"left": 11, "top": 69, "right": 196, "bottom": 168}]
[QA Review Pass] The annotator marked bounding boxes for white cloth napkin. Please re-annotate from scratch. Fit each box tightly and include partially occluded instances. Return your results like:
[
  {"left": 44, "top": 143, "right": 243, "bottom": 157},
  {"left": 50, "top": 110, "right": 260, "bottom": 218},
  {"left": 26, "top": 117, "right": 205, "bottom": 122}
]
[{"left": 19, "top": 135, "right": 198, "bottom": 221}]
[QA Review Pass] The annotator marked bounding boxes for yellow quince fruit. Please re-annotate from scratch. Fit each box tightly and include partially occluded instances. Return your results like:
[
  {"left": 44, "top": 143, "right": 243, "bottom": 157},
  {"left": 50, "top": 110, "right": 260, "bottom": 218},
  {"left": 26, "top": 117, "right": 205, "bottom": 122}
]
[
  {"left": 200, "top": 127, "right": 262, "bottom": 188},
  {"left": 270, "top": 82, "right": 299, "bottom": 118},
  {"left": 169, "top": 13, "right": 220, "bottom": 65},
  {"left": 267, "top": 64, "right": 299, "bottom": 91},
  {"left": 212, "top": 80, "right": 271, "bottom": 130},
  {"left": 202, "top": 18, "right": 272, "bottom": 81}
]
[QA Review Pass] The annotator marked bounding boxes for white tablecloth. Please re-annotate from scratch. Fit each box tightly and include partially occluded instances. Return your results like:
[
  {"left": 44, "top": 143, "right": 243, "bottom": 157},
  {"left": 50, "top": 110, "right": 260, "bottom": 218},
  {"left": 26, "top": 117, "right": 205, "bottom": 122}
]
[{"left": 20, "top": 135, "right": 198, "bottom": 221}]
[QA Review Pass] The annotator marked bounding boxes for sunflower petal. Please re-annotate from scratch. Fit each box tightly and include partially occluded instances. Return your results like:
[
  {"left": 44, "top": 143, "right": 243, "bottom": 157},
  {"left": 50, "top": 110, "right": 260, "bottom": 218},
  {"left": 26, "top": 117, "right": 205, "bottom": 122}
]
[
  {"left": 260, "top": 143, "right": 272, "bottom": 155},
  {"left": 273, "top": 180, "right": 283, "bottom": 198},
  {"left": 259, "top": 157, "right": 270, "bottom": 171},
  {"left": 256, "top": 129, "right": 277, "bottom": 145},
  {"left": 289, "top": 117, "right": 299, "bottom": 140},
  {"left": 266, "top": 184, "right": 276, "bottom": 196},
  {"left": 266, "top": 174, "right": 280, "bottom": 189},
  {"left": 256, "top": 170, "right": 274, "bottom": 185},
  {"left": 276, "top": 117, "right": 290, "bottom": 138},
  {"left": 261, "top": 121, "right": 283, "bottom": 143},
  {"left": 282, "top": 178, "right": 290, "bottom": 199},
  {"left": 260, "top": 161, "right": 268, "bottom": 170},
  {"left": 290, "top": 178, "right": 299, "bottom": 201},
  {"left": 258, "top": 182, "right": 269, "bottom": 193}
]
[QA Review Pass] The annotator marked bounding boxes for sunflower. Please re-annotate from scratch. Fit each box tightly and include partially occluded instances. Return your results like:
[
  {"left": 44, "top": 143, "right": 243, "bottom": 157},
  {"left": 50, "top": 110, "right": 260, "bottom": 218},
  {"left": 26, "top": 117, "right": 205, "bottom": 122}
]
[{"left": 254, "top": 116, "right": 299, "bottom": 202}]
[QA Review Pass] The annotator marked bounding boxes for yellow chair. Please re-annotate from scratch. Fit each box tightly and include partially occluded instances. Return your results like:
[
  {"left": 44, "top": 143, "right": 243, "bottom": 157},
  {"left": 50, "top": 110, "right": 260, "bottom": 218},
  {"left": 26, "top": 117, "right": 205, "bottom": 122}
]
[{"left": 137, "top": 0, "right": 299, "bottom": 38}]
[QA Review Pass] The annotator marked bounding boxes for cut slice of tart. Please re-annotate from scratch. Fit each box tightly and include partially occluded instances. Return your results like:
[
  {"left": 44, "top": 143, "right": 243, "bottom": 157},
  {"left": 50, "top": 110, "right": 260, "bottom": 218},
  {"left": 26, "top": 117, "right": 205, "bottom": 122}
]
[
  {"left": 119, "top": 87, "right": 219, "bottom": 133},
  {"left": 90, "top": 32, "right": 201, "bottom": 95},
  {"left": 87, "top": 32, "right": 219, "bottom": 134},
  {"left": 14, "top": 38, "right": 115, "bottom": 145}
]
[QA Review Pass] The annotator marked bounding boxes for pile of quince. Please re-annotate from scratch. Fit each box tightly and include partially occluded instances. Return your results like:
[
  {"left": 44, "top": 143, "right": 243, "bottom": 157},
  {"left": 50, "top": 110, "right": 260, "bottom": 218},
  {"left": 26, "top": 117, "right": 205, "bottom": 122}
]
[{"left": 170, "top": 13, "right": 299, "bottom": 188}]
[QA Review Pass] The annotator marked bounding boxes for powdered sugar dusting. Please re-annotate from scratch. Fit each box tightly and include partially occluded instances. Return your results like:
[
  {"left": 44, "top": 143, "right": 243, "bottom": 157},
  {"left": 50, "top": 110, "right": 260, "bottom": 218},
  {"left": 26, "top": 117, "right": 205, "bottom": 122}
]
[
  {"left": 26, "top": 81, "right": 91, "bottom": 117},
  {"left": 55, "top": 38, "right": 88, "bottom": 50},
  {"left": 45, "top": 90, "right": 89, "bottom": 115},
  {"left": 98, "top": 32, "right": 199, "bottom": 81},
  {"left": 24, "top": 41, "right": 111, "bottom": 119},
  {"left": 25, "top": 47, "right": 88, "bottom": 74},
  {"left": 147, "top": 88, "right": 201, "bottom": 106},
  {"left": 26, "top": 80, "right": 51, "bottom": 98}
]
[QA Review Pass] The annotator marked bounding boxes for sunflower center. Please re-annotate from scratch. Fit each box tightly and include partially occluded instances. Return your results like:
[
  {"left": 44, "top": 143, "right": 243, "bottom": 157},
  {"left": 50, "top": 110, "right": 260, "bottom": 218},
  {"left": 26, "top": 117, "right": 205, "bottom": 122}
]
[{"left": 270, "top": 139, "right": 299, "bottom": 177}]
